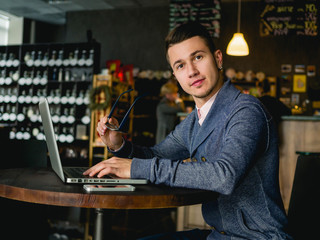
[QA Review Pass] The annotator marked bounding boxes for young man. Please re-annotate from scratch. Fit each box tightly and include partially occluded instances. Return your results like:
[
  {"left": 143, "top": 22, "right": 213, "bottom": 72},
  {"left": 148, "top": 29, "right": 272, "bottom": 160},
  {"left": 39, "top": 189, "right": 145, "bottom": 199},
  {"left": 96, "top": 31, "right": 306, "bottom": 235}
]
[{"left": 84, "top": 22, "right": 292, "bottom": 240}]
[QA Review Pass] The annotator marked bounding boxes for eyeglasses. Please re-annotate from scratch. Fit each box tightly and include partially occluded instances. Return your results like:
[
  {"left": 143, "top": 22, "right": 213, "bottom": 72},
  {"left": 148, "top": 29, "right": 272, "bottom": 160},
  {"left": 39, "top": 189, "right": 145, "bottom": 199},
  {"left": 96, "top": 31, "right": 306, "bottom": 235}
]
[{"left": 106, "top": 89, "right": 147, "bottom": 132}]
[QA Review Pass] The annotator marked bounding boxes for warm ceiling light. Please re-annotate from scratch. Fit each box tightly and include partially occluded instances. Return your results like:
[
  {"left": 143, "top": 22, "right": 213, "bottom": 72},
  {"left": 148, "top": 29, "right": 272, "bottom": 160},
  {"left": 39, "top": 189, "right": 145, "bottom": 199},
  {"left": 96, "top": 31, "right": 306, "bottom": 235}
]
[{"left": 226, "top": 0, "right": 249, "bottom": 56}]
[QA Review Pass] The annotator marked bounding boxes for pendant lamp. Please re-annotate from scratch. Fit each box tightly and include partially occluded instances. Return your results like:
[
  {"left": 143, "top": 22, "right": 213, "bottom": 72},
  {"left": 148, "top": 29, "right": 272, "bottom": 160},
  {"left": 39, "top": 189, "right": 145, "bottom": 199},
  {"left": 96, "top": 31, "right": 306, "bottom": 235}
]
[{"left": 226, "top": 0, "right": 249, "bottom": 56}]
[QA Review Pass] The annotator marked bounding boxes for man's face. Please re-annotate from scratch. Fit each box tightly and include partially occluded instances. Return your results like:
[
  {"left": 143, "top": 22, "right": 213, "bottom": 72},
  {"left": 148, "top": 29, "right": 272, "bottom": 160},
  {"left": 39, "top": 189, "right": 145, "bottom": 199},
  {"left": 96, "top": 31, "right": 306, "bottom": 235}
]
[{"left": 167, "top": 36, "right": 223, "bottom": 107}]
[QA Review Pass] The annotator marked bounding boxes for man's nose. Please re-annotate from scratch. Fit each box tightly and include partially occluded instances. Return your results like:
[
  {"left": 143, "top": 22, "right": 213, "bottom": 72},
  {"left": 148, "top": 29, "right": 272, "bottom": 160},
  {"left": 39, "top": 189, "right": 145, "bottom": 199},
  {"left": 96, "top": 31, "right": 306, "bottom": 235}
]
[{"left": 187, "top": 63, "right": 199, "bottom": 78}]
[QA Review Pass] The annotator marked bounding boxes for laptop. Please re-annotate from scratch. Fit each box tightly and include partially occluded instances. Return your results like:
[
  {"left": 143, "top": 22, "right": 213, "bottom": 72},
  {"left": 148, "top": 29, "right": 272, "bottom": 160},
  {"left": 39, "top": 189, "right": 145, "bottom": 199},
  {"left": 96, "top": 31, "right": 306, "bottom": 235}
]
[{"left": 39, "top": 98, "right": 148, "bottom": 185}]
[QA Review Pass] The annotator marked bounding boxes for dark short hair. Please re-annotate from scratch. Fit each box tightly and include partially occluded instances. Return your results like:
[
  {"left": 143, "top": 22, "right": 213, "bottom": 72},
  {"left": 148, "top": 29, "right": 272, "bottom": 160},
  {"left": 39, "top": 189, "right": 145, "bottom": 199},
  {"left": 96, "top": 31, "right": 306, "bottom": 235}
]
[{"left": 165, "top": 21, "right": 216, "bottom": 62}]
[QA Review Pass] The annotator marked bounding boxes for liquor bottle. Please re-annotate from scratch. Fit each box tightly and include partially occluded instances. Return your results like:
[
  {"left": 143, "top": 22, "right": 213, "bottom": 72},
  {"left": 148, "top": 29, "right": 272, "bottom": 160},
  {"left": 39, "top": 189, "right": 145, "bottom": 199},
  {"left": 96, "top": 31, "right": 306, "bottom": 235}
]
[
  {"left": 47, "top": 89, "right": 54, "bottom": 104},
  {"left": 32, "top": 126, "right": 40, "bottom": 138},
  {"left": 18, "top": 71, "right": 27, "bottom": 85},
  {"left": 12, "top": 55, "right": 20, "bottom": 67},
  {"left": 63, "top": 51, "right": 70, "bottom": 66},
  {"left": 76, "top": 90, "right": 84, "bottom": 105},
  {"left": 41, "top": 51, "right": 49, "bottom": 66},
  {"left": 56, "top": 50, "right": 63, "bottom": 66},
  {"left": 24, "top": 51, "right": 31, "bottom": 62},
  {"left": 30, "top": 107, "right": 39, "bottom": 123},
  {"left": 64, "top": 69, "right": 70, "bottom": 82},
  {"left": 70, "top": 49, "right": 78, "bottom": 66},
  {"left": 9, "top": 105, "right": 16, "bottom": 121},
  {"left": 36, "top": 126, "right": 45, "bottom": 140},
  {"left": 0, "top": 53, "right": 6, "bottom": 67},
  {"left": 18, "top": 90, "right": 26, "bottom": 104},
  {"left": 24, "top": 88, "right": 33, "bottom": 104},
  {"left": 23, "top": 127, "right": 31, "bottom": 140},
  {"left": 40, "top": 70, "right": 48, "bottom": 85},
  {"left": 9, "top": 127, "right": 16, "bottom": 139},
  {"left": 3, "top": 88, "right": 10, "bottom": 103},
  {"left": 15, "top": 127, "right": 24, "bottom": 140},
  {"left": 78, "top": 50, "right": 86, "bottom": 66},
  {"left": 59, "top": 108, "right": 68, "bottom": 123},
  {"left": 0, "top": 88, "right": 4, "bottom": 103},
  {"left": 52, "top": 106, "right": 60, "bottom": 123},
  {"left": 66, "top": 127, "right": 74, "bottom": 143},
  {"left": 58, "top": 127, "right": 67, "bottom": 143},
  {"left": 81, "top": 108, "right": 90, "bottom": 124},
  {"left": 83, "top": 89, "right": 90, "bottom": 105},
  {"left": 5, "top": 53, "right": 14, "bottom": 67},
  {"left": 48, "top": 50, "right": 57, "bottom": 67},
  {"left": 0, "top": 70, "right": 5, "bottom": 85},
  {"left": 25, "top": 71, "right": 33, "bottom": 85},
  {"left": 1, "top": 105, "right": 9, "bottom": 121},
  {"left": 67, "top": 107, "right": 75, "bottom": 124},
  {"left": 4, "top": 71, "right": 12, "bottom": 85},
  {"left": 52, "top": 68, "right": 57, "bottom": 81},
  {"left": 26, "top": 51, "right": 35, "bottom": 66},
  {"left": 9, "top": 106, "right": 17, "bottom": 122},
  {"left": 12, "top": 70, "right": 19, "bottom": 82},
  {"left": 17, "top": 106, "right": 26, "bottom": 122},
  {"left": 60, "top": 89, "right": 70, "bottom": 105},
  {"left": 53, "top": 88, "right": 61, "bottom": 104},
  {"left": 10, "top": 87, "right": 17, "bottom": 103},
  {"left": 58, "top": 68, "right": 63, "bottom": 82},
  {"left": 68, "top": 89, "right": 76, "bottom": 105},
  {"left": 33, "top": 71, "right": 41, "bottom": 85},
  {"left": 85, "top": 49, "right": 94, "bottom": 66},
  {"left": 34, "top": 51, "right": 42, "bottom": 67}
]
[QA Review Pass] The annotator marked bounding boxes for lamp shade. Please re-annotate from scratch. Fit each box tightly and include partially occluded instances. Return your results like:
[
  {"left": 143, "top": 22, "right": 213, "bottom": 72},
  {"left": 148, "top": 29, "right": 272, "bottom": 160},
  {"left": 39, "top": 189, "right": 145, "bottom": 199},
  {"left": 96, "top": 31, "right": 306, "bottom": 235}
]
[{"left": 226, "top": 33, "right": 249, "bottom": 56}]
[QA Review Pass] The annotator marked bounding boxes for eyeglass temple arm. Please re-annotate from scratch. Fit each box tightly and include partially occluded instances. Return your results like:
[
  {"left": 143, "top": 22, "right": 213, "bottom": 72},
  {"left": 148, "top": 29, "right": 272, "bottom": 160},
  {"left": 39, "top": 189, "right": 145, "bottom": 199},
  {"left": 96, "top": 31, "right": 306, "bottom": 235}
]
[
  {"left": 118, "top": 93, "right": 148, "bottom": 131},
  {"left": 107, "top": 88, "right": 133, "bottom": 119}
]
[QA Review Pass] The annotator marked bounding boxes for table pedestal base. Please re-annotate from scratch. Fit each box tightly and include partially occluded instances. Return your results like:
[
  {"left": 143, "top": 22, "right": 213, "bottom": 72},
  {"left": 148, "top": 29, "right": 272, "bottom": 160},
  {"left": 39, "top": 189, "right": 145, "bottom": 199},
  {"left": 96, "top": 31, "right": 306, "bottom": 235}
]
[{"left": 94, "top": 208, "right": 104, "bottom": 240}]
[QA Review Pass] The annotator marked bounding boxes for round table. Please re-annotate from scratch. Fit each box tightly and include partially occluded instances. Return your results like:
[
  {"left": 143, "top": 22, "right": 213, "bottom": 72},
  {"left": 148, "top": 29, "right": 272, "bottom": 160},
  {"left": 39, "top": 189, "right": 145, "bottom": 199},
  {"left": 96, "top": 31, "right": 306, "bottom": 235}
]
[{"left": 0, "top": 168, "right": 218, "bottom": 239}]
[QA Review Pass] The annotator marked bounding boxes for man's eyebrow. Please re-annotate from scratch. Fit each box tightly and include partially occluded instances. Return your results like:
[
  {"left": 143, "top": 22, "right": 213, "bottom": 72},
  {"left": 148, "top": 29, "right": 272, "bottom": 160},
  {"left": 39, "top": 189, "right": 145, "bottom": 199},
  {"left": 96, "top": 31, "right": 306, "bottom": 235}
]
[{"left": 172, "top": 50, "right": 206, "bottom": 68}]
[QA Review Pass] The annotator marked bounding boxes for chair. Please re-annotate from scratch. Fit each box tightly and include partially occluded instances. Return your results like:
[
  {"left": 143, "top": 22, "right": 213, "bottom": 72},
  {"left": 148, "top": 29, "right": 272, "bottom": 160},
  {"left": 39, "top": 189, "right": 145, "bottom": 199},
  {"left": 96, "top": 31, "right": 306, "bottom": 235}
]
[{"left": 287, "top": 153, "right": 320, "bottom": 239}]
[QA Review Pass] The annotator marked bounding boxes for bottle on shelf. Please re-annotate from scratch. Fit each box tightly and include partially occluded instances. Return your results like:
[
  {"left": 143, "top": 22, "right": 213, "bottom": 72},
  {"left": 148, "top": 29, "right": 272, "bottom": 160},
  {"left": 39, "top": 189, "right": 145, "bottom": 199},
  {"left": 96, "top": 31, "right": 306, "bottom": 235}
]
[
  {"left": 48, "top": 50, "right": 57, "bottom": 67},
  {"left": 41, "top": 51, "right": 49, "bottom": 67},
  {"left": 26, "top": 51, "right": 35, "bottom": 66},
  {"left": 86, "top": 49, "right": 94, "bottom": 66},
  {"left": 68, "top": 107, "right": 76, "bottom": 124},
  {"left": 34, "top": 51, "right": 42, "bottom": 67},
  {"left": 81, "top": 108, "right": 90, "bottom": 125},
  {"left": 17, "top": 106, "right": 27, "bottom": 122}
]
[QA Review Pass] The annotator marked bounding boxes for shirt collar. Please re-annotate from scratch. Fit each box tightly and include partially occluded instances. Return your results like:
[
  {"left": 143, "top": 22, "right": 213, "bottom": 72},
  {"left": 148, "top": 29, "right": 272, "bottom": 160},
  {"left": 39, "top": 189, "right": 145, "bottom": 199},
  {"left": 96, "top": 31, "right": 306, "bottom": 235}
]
[{"left": 196, "top": 90, "right": 220, "bottom": 126}]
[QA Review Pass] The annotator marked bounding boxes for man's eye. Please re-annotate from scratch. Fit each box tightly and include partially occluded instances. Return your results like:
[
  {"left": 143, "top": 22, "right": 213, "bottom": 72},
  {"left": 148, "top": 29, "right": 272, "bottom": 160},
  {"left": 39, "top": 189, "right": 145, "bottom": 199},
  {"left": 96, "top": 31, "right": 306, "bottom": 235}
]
[
  {"left": 177, "top": 64, "right": 184, "bottom": 70},
  {"left": 195, "top": 55, "right": 202, "bottom": 61}
]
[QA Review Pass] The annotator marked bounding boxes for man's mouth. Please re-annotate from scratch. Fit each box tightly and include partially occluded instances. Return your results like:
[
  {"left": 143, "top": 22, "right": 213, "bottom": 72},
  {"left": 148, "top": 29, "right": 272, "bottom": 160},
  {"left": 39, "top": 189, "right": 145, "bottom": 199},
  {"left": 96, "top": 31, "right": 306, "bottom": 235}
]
[{"left": 191, "top": 78, "right": 205, "bottom": 87}]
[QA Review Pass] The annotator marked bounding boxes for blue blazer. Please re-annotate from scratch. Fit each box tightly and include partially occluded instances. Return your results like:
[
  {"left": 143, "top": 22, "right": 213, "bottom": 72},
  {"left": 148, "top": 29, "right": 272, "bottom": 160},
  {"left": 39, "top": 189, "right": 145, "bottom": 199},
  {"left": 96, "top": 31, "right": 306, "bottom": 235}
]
[{"left": 113, "top": 80, "right": 292, "bottom": 239}]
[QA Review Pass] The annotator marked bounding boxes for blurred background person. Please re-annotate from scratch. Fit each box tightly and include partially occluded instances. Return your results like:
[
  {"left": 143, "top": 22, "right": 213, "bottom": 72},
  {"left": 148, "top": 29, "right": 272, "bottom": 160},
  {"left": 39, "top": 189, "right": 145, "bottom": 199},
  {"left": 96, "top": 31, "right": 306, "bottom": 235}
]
[
  {"left": 257, "top": 79, "right": 291, "bottom": 128},
  {"left": 156, "top": 81, "right": 185, "bottom": 144}
]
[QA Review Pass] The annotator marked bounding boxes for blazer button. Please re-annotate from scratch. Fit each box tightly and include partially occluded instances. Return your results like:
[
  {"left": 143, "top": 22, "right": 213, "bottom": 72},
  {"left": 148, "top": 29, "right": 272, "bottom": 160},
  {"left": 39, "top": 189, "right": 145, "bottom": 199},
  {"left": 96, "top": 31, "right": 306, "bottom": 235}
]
[
  {"left": 192, "top": 158, "right": 197, "bottom": 162},
  {"left": 201, "top": 157, "right": 206, "bottom": 162}
]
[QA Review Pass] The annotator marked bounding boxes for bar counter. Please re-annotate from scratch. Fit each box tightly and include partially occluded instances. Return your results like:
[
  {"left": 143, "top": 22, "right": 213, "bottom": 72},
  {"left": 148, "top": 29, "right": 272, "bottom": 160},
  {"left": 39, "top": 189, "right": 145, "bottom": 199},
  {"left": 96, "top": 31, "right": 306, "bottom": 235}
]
[{"left": 279, "top": 115, "right": 320, "bottom": 211}]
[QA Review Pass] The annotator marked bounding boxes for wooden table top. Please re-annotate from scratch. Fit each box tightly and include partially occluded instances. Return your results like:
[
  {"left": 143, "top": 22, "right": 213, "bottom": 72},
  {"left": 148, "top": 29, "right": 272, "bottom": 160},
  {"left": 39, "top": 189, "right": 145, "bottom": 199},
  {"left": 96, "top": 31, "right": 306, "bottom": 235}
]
[{"left": 0, "top": 168, "right": 218, "bottom": 209}]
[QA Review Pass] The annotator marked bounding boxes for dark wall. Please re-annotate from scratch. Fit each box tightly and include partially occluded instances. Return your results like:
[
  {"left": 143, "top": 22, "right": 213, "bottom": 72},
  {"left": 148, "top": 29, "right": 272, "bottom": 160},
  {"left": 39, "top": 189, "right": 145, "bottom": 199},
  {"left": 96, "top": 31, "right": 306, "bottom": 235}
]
[
  {"left": 65, "top": 7, "right": 170, "bottom": 71},
  {"left": 41, "top": 2, "right": 319, "bottom": 77}
]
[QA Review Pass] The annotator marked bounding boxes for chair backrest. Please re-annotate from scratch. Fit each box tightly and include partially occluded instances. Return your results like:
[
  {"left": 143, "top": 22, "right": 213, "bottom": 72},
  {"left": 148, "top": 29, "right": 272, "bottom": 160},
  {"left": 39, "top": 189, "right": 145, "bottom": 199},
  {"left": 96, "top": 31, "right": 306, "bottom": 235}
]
[{"left": 287, "top": 154, "right": 320, "bottom": 240}]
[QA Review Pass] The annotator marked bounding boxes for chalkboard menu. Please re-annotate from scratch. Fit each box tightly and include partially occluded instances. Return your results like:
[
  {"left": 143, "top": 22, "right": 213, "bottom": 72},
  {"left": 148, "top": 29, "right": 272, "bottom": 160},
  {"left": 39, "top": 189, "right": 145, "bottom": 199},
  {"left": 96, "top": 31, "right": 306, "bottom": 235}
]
[
  {"left": 169, "top": 0, "right": 221, "bottom": 38},
  {"left": 260, "top": 0, "right": 319, "bottom": 36}
]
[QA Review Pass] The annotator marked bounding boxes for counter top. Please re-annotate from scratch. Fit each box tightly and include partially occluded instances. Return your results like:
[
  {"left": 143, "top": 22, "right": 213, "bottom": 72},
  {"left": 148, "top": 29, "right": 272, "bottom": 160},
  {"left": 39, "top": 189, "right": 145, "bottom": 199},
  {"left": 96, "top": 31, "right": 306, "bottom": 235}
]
[{"left": 281, "top": 115, "right": 320, "bottom": 121}]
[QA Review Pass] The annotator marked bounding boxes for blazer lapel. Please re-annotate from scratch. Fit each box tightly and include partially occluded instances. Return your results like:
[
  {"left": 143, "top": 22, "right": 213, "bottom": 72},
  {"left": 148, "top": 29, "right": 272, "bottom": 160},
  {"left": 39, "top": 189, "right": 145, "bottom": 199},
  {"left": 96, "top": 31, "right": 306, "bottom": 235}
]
[{"left": 190, "top": 80, "right": 240, "bottom": 154}]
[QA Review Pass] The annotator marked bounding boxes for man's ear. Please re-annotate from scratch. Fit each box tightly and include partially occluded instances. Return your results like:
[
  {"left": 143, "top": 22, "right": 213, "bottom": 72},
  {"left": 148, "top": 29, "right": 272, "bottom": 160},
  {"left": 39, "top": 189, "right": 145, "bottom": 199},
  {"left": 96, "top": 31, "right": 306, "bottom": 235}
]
[{"left": 214, "top": 49, "right": 223, "bottom": 69}]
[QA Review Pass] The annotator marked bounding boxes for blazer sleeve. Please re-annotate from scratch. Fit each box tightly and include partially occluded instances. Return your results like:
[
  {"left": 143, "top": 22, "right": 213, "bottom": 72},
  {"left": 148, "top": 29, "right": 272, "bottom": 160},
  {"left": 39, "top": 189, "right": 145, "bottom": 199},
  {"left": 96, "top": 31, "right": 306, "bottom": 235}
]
[{"left": 131, "top": 102, "right": 271, "bottom": 195}]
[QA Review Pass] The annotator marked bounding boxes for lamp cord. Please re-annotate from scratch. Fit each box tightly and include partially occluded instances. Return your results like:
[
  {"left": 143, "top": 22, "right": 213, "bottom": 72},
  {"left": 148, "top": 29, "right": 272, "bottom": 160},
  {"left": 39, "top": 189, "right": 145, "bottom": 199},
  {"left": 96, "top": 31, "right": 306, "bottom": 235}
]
[{"left": 237, "top": 0, "right": 241, "bottom": 33}]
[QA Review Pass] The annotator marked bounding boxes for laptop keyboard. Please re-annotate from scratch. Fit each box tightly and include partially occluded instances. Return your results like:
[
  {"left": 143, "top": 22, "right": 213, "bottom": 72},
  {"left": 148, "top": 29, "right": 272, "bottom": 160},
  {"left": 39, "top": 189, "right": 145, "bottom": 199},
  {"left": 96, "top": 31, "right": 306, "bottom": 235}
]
[
  {"left": 63, "top": 167, "right": 112, "bottom": 179},
  {"left": 64, "top": 167, "right": 88, "bottom": 178}
]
